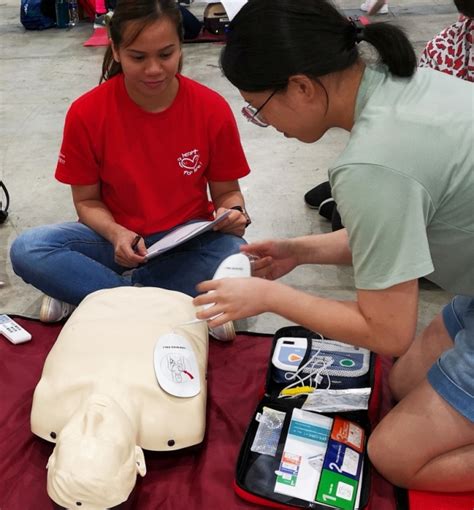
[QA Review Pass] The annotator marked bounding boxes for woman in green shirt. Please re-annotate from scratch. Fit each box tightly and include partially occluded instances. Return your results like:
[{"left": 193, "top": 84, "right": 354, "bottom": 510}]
[{"left": 194, "top": 0, "right": 474, "bottom": 492}]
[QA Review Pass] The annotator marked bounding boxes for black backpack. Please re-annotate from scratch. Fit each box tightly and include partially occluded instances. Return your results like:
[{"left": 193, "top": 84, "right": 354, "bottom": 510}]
[{"left": 20, "top": 0, "right": 56, "bottom": 30}]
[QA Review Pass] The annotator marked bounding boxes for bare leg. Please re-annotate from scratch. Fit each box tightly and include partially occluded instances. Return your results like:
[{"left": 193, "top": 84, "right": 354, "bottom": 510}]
[
  {"left": 371, "top": 313, "right": 474, "bottom": 490},
  {"left": 389, "top": 314, "right": 453, "bottom": 401},
  {"left": 368, "top": 379, "right": 474, "bottom": 490}
]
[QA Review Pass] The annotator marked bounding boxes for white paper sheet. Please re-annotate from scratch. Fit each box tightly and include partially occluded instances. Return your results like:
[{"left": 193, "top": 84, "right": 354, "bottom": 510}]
[{"left": 145, "top": 210, "right": 231, "bottom": 261}]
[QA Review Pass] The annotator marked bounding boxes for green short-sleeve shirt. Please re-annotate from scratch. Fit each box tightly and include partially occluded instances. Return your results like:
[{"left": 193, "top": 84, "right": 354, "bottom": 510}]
[{"left": 329, "top": 66, "right": 474, "bottom": 294}]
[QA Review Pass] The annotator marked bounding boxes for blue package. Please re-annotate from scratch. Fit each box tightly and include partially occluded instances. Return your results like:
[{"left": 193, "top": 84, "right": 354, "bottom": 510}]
[{"left": 322, "top": 439, "right": 362, "bottom": 481}]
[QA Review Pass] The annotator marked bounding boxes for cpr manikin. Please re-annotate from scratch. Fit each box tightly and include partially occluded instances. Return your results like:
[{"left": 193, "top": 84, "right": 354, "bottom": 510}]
[{"left": 30, "top": 287, "right": 209, "bottom": 510}]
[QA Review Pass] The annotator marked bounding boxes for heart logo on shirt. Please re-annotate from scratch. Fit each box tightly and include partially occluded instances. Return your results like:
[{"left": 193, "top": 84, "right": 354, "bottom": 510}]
[
  {"left": 180, "top": 155, "right": 200, "bottom": 171},
  {"left": 178, "top": 149, "right": 202, "bottom": 175}
]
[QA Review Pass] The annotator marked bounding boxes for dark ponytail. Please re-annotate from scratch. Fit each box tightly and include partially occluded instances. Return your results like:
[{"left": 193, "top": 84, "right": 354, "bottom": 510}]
[
  {"left": 361, "top": 22, "right": 416, "bottom": 77},
  {"left": 100, "top": 0, "right": 183, "bottom": 84},
  {"left": 221, "top": 0, "right": 416, "bottom": 92}
]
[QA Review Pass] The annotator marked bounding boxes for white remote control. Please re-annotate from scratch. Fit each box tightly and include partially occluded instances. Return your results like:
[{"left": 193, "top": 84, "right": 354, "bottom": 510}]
[{"left": 0, "top": 314, "right": 32, "bottom": 344}]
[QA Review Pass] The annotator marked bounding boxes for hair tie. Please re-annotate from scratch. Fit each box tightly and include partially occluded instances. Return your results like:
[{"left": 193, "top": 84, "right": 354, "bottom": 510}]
[{"left": 349, "top": 17, "right": 365, "bottom": 44}]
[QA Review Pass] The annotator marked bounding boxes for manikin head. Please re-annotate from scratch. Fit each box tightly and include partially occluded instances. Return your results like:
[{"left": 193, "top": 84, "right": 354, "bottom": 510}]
[{"left": 46, "top": 394, "right": 146, "bottom": 510}]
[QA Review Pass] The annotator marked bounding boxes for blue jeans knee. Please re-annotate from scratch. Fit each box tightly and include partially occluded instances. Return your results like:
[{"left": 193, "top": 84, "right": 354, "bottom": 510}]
[
  {"left": 133, "top": 230, "right": 246, "bottom": 297},
  {"left": 427, "top": 295, "right": 474, "bottom": 422}
]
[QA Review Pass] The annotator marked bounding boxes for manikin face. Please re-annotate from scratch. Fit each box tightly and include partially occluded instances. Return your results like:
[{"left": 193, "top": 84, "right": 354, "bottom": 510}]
[
  {"left": 111, "top": 17, "right": 182, "bottom": 111},
  {"left": 240, "top": 78, "right": 330, "bottom": 143},
  {"left": 46, "top": 394, "right": 146, "bottom": 510}
]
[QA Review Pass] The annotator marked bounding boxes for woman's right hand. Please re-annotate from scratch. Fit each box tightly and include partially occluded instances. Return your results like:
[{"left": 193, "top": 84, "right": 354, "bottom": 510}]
[
  {"left": 113, "top": 230, "right": 146, "bottom": 268},
  {"left": 72, "top": 184, "right": 146, "bottom": 268},
  {"left": 241, "top": 239, "right": 299, "bottom": 280}
]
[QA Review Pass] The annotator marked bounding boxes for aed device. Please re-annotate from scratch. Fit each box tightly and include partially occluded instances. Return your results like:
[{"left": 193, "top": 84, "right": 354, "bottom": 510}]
[{"left": 271, "top": 337, "right": 370, "bottom": 388}]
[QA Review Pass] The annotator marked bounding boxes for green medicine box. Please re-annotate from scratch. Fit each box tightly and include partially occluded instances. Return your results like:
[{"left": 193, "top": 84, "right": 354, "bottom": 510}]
[{"left": 315, "top": 468, "right": 359, "bottom": 510}]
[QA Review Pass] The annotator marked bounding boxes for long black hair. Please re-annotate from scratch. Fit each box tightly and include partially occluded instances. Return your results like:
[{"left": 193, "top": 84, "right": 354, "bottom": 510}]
[
  {"left": 454, "top": 0, "right": 474, "bottom": 17},
  {"left": 220, "top": 0, "right": 416, "bottom": 92},
  {"left": 100, "top": 0, "right": 183, "bottom": 83}
]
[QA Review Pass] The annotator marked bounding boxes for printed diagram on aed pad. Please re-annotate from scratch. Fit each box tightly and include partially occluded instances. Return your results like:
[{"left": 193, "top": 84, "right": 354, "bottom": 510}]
[{"left": 164, "top": 354, "right": 195, "bottom": 383}]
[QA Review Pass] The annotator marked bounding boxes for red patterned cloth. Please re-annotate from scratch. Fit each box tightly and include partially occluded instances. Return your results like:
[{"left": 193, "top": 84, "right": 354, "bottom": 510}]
[{"left": 419, "top": 16, "right": 474, "bottom": 82}]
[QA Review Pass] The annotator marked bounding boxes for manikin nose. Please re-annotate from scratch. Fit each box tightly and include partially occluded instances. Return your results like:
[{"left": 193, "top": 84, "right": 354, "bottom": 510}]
[{"left": 83, "top": 409, "right": 104, "bottom": 435}]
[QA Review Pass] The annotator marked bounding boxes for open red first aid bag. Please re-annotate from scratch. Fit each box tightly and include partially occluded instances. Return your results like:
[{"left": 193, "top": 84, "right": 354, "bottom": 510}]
[{"left": 234, "top": 326, "right": 377, "bottom": 510}]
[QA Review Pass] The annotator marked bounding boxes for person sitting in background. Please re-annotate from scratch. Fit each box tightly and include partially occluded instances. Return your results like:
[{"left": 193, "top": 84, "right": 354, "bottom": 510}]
[
  {"left": 419, "top": 0, "right": 474, "bottom": 82},
  {"left": 10, "top": 0, "right": 251, "bottom": 324}
]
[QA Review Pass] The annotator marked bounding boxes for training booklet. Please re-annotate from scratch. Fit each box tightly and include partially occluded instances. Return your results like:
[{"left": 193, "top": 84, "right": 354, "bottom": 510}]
[{"left": 145, "top": 210, "right": 231, "bottom": 261}]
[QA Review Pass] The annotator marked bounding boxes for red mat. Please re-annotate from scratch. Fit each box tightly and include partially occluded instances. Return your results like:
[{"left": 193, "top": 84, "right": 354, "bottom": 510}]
[
  {"left": 0, "top": 320, "right": 471, "bottom": 510},
  {"left": 408, "top": 489, "right": 474, "bottom": 509},
  {"left": 83, "top": 27, "right": 225, "bottom": 47},
  {"left": 83, "top": 26, "right": 108, "bottom": 47},
  {"left": 0, "top": 321, "right": 275, "bottom": 509}
]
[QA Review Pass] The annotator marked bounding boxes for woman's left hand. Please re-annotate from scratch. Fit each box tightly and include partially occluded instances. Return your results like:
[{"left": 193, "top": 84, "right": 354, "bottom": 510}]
[
  {"left": 193, "top": 276, "right": 271, "bottom": 326},
  {"left": 212, "top": 207, "right": 247, "bottom": 237}
]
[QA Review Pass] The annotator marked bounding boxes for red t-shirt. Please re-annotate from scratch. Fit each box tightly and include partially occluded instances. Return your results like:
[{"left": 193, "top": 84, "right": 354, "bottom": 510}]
[{"left": 55, "top": 74, "right": 250, "bottom": 235}]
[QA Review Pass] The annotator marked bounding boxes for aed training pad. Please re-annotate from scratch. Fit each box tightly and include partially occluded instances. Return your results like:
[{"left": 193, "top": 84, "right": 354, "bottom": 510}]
[{"left": 154, "top": 332, "right": 201, "bottom": 397}]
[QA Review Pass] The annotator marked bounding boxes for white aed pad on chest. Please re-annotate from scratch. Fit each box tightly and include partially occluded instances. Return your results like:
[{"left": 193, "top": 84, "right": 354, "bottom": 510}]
[{"left": 154, "top": 333, "right": 201, "bottom": 398}]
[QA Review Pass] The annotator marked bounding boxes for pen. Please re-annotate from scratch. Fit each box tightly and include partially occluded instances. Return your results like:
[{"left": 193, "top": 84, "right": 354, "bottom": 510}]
[{"left": 131, "top": 235, "right": 141, "bottom": 252}]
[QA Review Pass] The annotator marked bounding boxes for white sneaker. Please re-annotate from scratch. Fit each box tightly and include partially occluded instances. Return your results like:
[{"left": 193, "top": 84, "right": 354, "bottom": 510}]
[
  {"left": 39, "top": 295, "right": 75, "bottom": 323},
  {"left": 360, "top": 0, "right": 388, "bottom": 14},
  {"left": 209, "top": 321, "right": 236, "bottom": 342}
]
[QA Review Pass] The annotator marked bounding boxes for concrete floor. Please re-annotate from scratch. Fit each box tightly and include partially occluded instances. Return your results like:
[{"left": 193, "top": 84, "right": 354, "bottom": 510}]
[{"left": 0, "top": 0, "right": 455, "bottom": 334}]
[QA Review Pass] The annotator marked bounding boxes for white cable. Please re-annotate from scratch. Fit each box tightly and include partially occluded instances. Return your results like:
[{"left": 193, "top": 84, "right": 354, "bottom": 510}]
[
  {"left": 279, "top": 336, "right": 335, "bottom": 398},
  {"left": 283, "top": 348, "right": 322, "bottom": 389}
]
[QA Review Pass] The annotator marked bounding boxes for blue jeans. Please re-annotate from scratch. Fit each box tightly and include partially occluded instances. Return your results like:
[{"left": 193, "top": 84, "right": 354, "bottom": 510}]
[
  {"left": 10, "top": 221, "right": 246, "bottom": 305},
  {"left": 428, "top": 295, "right": 474, "bottom": 422}
]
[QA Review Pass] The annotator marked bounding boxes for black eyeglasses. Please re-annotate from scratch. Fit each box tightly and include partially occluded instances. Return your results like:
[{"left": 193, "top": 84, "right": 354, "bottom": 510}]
[{"left": 241, "top": 89, "right": 278, "bottom": 128}]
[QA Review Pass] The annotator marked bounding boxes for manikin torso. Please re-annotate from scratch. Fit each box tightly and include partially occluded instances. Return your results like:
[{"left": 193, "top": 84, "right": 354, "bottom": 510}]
[{"left": 31, "top": 286, "right": 209, "bottom": 452}]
